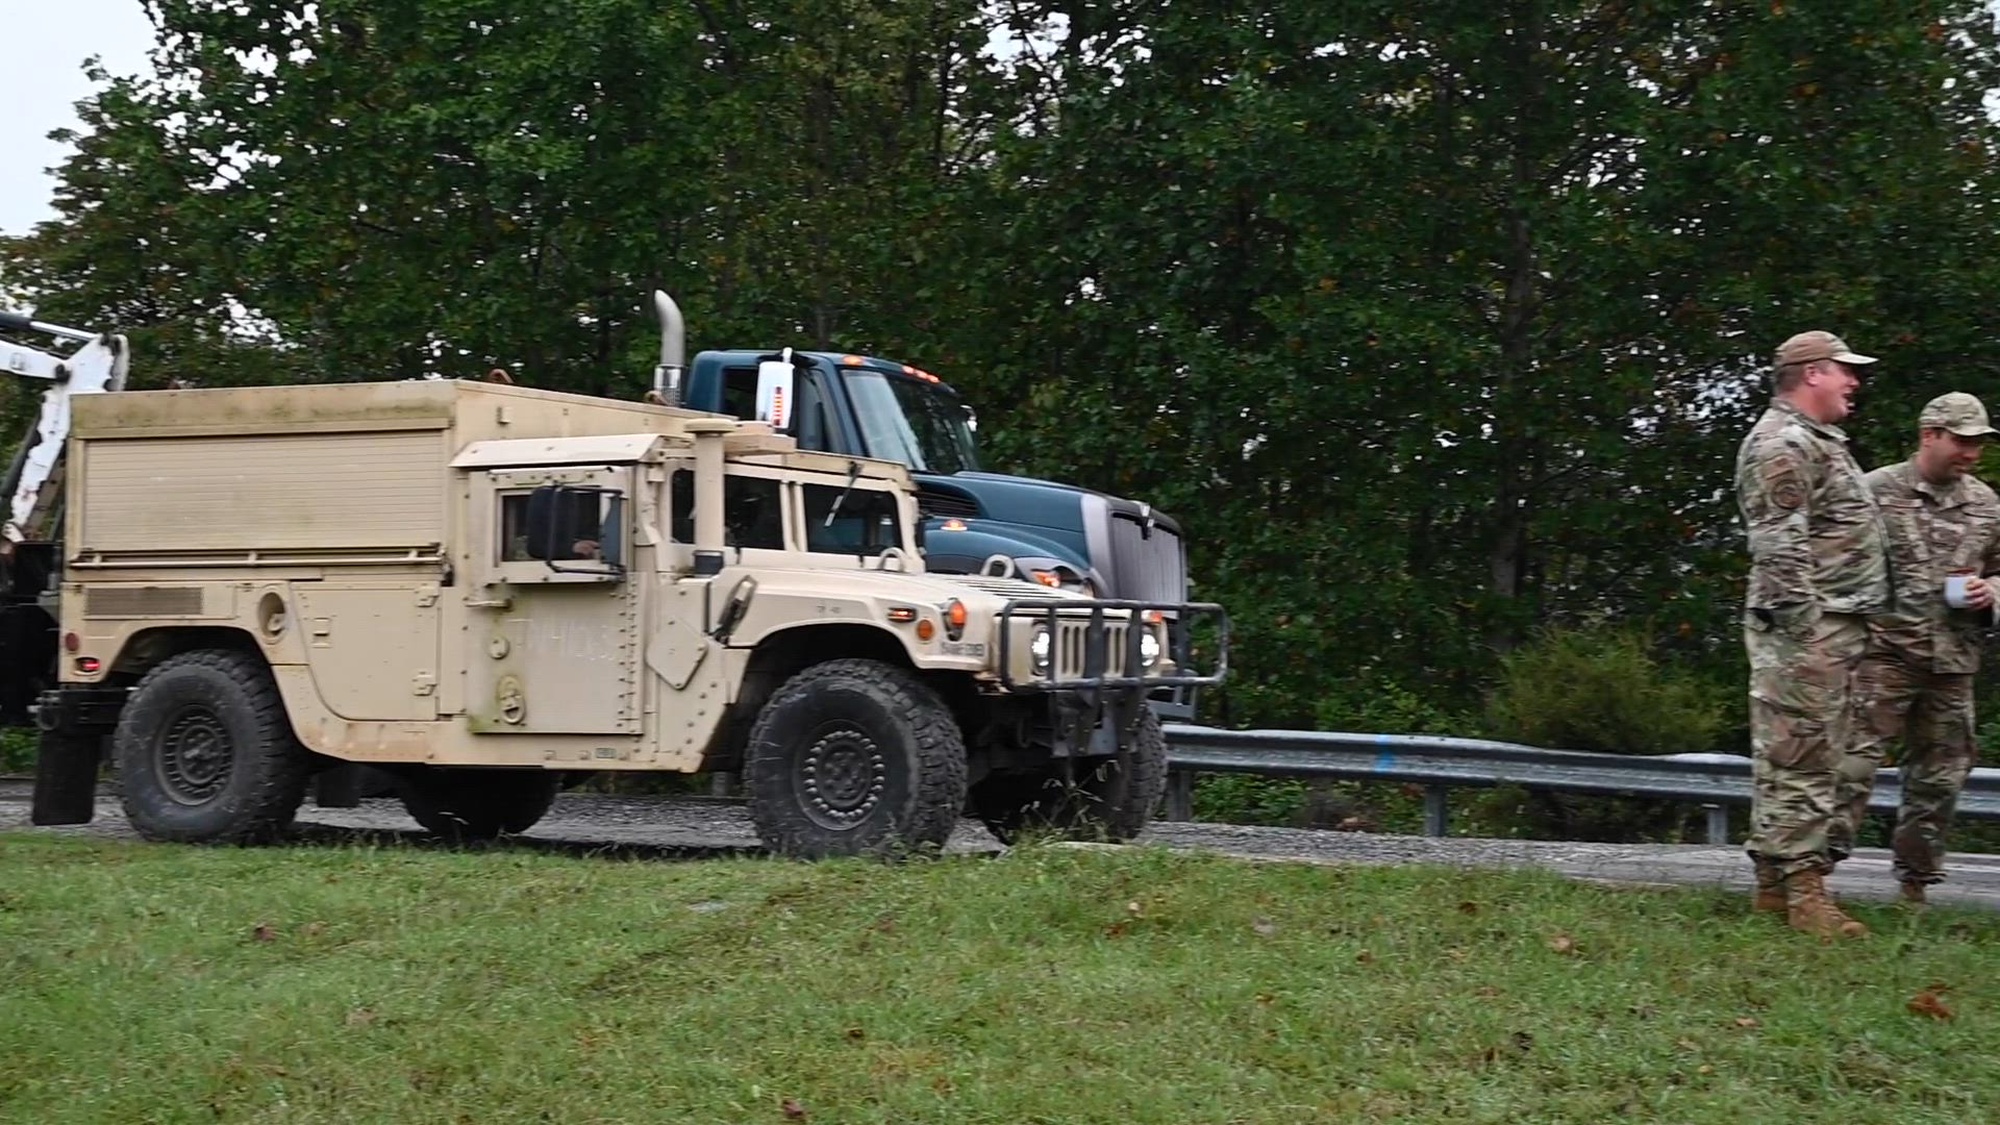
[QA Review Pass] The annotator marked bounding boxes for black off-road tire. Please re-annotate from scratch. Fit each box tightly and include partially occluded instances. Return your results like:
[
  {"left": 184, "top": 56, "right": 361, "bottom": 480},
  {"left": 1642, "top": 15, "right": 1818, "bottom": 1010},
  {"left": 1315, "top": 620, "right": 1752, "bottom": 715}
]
[
  {"left": 744, "top": 658, "right": 967, "bottom": 859},
  {"left": 113, "top": 649, "right": 312, "bottom": 844},
  {"left": 971, "top": 706, "right": 1168, "bottom": 844},
  {"left": 397, "top": 767, "right": 561, "bottom": 843}
]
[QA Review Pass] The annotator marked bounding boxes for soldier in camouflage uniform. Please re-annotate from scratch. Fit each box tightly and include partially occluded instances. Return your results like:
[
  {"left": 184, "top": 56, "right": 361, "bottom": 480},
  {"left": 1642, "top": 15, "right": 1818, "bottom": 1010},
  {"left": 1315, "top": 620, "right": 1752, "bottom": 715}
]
[
  {"left": 1831, "top": 392, "right": 2000, "bottom": 907},
  {"left": 1735, "top": 329, "right": 1890, "bottom": 939}
]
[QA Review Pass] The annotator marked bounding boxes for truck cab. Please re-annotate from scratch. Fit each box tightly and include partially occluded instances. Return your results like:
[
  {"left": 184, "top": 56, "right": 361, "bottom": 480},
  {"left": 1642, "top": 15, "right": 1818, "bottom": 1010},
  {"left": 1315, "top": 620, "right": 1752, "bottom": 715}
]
[{"left": 680, "top": 348, "right": 1196, "bottom": 717}]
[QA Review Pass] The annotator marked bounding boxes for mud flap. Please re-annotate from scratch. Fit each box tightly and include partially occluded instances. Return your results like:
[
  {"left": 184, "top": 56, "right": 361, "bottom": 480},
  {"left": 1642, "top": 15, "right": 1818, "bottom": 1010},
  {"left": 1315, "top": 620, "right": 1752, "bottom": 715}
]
[{"left": 29, "top": 730, "right": 103, "bottom": 826}]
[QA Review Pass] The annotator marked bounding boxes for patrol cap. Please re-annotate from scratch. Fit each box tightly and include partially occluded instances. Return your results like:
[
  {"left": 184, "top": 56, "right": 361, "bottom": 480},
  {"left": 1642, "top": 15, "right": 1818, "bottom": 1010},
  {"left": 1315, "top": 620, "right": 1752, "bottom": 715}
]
[
  {"left": 1774, "top": 330, "right": 1877, "bottom": 370},
  {"left": 1919, "top": 391, "right": 2000, "bottom": 438}
]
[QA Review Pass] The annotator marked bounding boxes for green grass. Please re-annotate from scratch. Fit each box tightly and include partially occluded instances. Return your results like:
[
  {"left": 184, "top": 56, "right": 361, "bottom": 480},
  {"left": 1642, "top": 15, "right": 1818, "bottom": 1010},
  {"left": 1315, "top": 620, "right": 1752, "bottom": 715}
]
[{"left": 1, "top": 834, "right": 1995, "bottom": 1124}]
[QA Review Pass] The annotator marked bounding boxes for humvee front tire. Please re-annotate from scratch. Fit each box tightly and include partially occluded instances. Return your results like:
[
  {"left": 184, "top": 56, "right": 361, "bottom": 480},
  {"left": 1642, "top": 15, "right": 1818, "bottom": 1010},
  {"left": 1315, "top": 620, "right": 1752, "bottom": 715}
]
[
  {"left": 396, "top": 767, "right": 560, "bottom": 843},
  {"left": 745, "top": 658, "right": 967, "bottom": 859},
  {"left": 113, "top": 649, "right": 312, "bottom": 844},
  {"left": 971, "top": 706, "right": 1168, "bottom": 843}
]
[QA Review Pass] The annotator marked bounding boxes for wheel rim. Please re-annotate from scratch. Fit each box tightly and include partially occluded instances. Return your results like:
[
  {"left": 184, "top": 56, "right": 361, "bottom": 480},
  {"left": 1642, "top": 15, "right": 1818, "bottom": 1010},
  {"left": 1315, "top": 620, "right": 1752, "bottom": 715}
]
[
  {"left": 153, "top": 703, "right": 234, "bottom": 805},
  {"left": 795, "top": 722, "right": 886, "bottom": 829}
]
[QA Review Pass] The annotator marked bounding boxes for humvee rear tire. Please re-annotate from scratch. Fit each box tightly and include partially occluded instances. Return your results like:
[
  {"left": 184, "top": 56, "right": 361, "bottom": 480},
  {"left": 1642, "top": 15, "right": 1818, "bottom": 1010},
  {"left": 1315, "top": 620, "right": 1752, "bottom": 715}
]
[
  {"left": 744, "top": 658, "right": 967, "bottom": 859},
  {"left": 113, "top": 649, "right": 312, "bottom": 844},
  {"left": 397, "top": 767, "right": 561, "bottom": 843},
  {"left": 971, "top": 706, "right": 1168, "bottom": 844}
]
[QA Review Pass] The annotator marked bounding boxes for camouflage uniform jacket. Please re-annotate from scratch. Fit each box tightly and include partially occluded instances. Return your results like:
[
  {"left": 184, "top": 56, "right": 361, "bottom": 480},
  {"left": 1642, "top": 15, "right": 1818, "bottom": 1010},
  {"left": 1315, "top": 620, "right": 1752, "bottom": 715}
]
[
  {"left": 1864, "top": 458, "right": 2000, "bottom": 673},
  {"left": 1735, "top": 399, "right": 1890, "bottom": 619}
]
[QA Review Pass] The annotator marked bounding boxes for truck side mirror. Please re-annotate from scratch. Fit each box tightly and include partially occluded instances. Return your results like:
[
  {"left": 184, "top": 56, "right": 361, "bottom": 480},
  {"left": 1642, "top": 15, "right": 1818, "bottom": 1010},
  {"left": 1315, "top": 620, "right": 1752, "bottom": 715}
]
[{"left": 756, "top": 349, "right": 796, "bottom": 433}]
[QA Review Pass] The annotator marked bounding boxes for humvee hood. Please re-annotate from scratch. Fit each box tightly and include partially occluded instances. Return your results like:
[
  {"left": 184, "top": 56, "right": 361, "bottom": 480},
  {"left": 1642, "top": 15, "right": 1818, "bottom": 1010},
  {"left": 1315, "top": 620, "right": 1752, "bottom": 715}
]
[{"left": 718, "top": 566, "right": 1084, "bottom": 611}]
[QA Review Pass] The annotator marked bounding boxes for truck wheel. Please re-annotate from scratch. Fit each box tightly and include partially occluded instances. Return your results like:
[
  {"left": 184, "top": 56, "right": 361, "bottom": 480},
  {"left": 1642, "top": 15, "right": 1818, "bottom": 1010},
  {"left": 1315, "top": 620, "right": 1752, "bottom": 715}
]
[
  {"left": 972, "top": 706, "right": 1168, "bottom": 844},
  {"left": 113, "top": 649, "right": 312, "bottom": 844},
  {"left": 745, "top": 658, "right": 967, "bottom": 859},
  {"left": 397, "top": 767, "right": 560, "bottom": 843}
]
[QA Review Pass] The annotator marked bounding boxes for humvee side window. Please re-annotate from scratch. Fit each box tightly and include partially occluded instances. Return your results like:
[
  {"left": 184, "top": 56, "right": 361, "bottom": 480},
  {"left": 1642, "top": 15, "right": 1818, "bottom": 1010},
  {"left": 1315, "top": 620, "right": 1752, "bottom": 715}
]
[
  {"left": 668, "top": 470, "right": 785, "bottom": 550},
  {"left": 501, "top": 486, "right": 625, "bottom": 565},
  {"left": 802, "top": 483, "right": 904, "bottom": 556}
]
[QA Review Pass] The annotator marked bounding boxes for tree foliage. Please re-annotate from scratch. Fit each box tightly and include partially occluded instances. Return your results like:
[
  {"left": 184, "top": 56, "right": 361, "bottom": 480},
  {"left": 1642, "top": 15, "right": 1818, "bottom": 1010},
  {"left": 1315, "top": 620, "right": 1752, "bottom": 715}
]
[{"left": 9, "top": 0, "right": 2000, "bottom": 743}]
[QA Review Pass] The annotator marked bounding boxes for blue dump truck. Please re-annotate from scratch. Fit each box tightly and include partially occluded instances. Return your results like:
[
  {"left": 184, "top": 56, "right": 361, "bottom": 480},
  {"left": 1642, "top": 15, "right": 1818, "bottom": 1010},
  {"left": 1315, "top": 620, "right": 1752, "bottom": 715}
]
[{"left": 651, "top": 293, "right": 1199, "bottom": 721}]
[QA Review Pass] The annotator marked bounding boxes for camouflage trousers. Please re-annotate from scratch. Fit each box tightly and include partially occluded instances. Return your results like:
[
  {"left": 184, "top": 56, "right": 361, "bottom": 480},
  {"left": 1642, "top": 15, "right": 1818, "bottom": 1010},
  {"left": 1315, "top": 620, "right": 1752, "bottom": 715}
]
[
  {"left": 1830, "top": 646, "right": 1978, "bottom": 885},
  {"left": 1744, "top": 608, "right": 1867, "bottom": 877}
]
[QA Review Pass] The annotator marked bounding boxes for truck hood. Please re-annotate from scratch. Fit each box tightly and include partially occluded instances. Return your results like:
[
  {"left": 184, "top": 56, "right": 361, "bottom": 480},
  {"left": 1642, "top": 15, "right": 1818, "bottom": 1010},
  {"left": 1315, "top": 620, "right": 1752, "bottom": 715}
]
[{"left": 915, "top": 470, "right": 1184, "bottom": 537}]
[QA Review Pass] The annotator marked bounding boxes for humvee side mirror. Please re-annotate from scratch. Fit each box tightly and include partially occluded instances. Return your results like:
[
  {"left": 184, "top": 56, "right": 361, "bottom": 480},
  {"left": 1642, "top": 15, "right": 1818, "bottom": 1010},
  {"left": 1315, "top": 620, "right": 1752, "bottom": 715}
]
[
  {"left": 525, "top": 483, "right": 626, "bottom": 577},
  {"left": 756, "top": 348, "right": 796, "bottom": 433}
]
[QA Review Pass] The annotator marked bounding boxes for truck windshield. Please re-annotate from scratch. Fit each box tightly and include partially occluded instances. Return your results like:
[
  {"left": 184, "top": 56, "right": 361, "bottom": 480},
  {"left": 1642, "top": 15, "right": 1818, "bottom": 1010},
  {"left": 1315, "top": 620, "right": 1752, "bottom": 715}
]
[{"left": 846, "top": 370, "right": 981, "bottom": 475}]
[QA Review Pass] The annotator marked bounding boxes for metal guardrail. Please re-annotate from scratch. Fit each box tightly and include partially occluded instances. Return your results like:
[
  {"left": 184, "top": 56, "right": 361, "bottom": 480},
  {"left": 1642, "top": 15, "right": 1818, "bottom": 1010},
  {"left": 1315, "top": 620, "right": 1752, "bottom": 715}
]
[{"left": 1160, "top": 724, "right": 2000, "bottom": 844}]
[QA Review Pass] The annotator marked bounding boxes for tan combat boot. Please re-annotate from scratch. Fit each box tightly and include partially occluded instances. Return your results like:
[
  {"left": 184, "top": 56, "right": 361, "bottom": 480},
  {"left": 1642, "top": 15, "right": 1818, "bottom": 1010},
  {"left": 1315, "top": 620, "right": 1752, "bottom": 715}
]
[
  {"left": 1753, "top": 859, "right": 1787, "bottom": 914},
  {"left": 1784, "top": 870, "right": 1869, "bottom": 939}
]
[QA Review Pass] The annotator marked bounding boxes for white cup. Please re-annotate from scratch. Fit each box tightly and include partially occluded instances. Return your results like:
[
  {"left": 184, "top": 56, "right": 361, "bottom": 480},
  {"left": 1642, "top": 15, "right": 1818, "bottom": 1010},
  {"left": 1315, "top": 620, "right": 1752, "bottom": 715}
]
[{"left": 1946, "top": 574, "right": 1980, "bottom": 608}]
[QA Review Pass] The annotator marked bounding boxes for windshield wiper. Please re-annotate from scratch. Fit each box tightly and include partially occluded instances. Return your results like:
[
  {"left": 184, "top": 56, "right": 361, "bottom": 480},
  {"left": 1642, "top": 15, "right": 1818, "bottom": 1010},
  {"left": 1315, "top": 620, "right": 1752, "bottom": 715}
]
[{"left": 824, "top": 460, "right": 862, "bottom": 527}]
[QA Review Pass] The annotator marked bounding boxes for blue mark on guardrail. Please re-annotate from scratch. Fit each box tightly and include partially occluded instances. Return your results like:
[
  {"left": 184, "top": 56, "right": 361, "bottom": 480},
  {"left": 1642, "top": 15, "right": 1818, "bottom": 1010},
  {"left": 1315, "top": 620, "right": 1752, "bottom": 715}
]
[{"left": 1374, "top": 734, "right": 1396, "bottom": 772}]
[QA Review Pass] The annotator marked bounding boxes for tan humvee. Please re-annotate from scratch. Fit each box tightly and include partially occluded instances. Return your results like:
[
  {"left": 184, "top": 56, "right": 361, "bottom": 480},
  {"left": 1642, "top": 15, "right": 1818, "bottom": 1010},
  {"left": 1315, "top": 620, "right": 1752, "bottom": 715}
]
[{"left": 29, "top": 377, "right": 1227, "bottom": 857}]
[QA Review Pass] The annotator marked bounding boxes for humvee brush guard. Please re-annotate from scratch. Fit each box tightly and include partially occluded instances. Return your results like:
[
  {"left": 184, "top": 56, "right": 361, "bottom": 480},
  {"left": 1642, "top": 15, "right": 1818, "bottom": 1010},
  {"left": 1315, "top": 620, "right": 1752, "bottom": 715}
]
[{"left": 28, "top": 325, "right": 1227, "bottom": 858}]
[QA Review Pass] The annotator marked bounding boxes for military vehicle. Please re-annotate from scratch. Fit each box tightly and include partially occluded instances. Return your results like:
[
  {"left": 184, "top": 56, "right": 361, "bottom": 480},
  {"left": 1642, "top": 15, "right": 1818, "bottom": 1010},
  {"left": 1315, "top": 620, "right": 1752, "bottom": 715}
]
[{"left": 21, "top": 297, "right": 1227, "bottom": 857}]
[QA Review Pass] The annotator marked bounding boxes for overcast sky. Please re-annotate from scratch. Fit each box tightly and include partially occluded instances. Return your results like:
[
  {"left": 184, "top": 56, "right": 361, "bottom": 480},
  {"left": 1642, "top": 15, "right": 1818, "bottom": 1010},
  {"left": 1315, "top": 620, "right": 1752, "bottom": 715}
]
[{"left": 1, "top": 0, "right": 156, "bottom": 238}]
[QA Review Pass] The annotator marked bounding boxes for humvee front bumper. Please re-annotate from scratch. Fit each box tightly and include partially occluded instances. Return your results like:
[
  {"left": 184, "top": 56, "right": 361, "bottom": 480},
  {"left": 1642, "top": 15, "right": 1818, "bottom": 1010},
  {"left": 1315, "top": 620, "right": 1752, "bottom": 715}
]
[{"left": 996, "top": 598, "right": 1229, "bottom": 692}]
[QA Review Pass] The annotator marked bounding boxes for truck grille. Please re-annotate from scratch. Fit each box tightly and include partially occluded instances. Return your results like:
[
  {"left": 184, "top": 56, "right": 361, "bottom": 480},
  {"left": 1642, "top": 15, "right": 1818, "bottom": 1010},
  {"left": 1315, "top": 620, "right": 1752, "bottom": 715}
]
[
  {"left": 916, "top": 487, "right": 980, "bottom": 520},
  {"left": 1055, "top": 619, "right": 1131, "bottom": 679},
  {"left": 1107, "top": 515, "right": 1186, "bottom": 606}
]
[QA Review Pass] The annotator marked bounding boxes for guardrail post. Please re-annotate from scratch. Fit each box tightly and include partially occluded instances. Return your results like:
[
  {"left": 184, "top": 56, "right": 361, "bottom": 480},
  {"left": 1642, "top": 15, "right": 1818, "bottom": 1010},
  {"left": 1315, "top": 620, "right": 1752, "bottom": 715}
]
[
  {"left": 1703, "top": 803, "right": 1728, "bottom": 845},
  {"left": 1424, "top": 784, "right": 1449, "bottom": 837},
  {"left": 1164, "top": 770, "right": 1193, "bottom": 822}
]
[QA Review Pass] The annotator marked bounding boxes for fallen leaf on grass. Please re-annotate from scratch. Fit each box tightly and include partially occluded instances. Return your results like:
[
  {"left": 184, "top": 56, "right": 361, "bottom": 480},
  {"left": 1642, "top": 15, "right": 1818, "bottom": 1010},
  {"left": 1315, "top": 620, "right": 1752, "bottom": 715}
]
[
  {"left": 1458, "top": 901, "right": 1479, "bottom": 915},
  {"left": 344, "top": 1008, "right": 377, "bottom": 1029},
  {"left": 1548, "top": 933, "right": 1577, "bottom": 955},
  {"left": 301, "top": 922, "right": 326, "bottom": 938},
  {"left": 1907, "top": 990, "right": 1954, "bottom": 1020},
  {"left": 1733, "top": 1017, "right": 1761, "bottom": 1029},
  {"left": 781, "top": 1097, "right": 808, "bottom": 1119},
  {"left": 1698, "top": 1064, "right": 1715, "bottom": 1075},
  {"left": 844, "top": 1027, "right": 865, "bottom": 1041},
  {"left": 252, "top": 924, "right": 277, "bottom": 943},
  {"left": 1254, "top": 992, "right": 1276, "bottom": 1006},
  {"left": 1676, "top": 1038, "right": 1699, "bottom": 1051},
  {"left": 1104, "top": 921, "right": 1131, "bottom": 938},
  {"left": 1251, "top": 916, "right": 1277, "bottom": 937},
  {"left": 1126, "top": 901, "right": 1144, "bottom": 917},
  {"left": 1355, "top": 950, "right": 1374, "bottom": 964}
]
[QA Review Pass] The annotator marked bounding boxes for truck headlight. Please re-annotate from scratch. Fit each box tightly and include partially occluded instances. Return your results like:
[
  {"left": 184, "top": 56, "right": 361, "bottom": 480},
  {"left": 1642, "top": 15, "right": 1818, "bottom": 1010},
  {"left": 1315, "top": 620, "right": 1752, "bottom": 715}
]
[
  {"left": 1139, "top": 630, "right": 1161, "bottom": 669},
  {"left": 1030, "top": 625, "right": 1052, "bottom": 674}
]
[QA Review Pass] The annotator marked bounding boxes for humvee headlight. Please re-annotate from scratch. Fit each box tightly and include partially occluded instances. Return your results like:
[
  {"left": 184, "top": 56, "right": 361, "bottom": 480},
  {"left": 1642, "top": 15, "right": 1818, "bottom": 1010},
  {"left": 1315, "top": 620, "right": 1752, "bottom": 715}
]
[
  {"left": 1030, "top": 625, "right": 1053, "bottom": 674},
  {"left": 1139, "top": 630, "right": 1161, "bottom": 668}
]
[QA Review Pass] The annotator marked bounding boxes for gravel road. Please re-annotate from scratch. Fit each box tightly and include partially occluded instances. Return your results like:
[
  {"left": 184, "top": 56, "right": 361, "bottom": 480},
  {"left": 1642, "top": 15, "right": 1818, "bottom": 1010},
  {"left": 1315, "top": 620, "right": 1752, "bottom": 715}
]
[{"left": 8, "top": 782, "right": 1999, "bottom": 912}]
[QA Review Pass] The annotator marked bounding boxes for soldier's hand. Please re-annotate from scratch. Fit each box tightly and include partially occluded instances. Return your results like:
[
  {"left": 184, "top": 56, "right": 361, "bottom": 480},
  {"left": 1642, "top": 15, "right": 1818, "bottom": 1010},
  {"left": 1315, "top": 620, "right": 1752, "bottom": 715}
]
[{"left": 1970, "top": 577, "right": 1996, "bottom": 611}]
